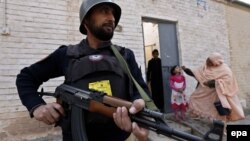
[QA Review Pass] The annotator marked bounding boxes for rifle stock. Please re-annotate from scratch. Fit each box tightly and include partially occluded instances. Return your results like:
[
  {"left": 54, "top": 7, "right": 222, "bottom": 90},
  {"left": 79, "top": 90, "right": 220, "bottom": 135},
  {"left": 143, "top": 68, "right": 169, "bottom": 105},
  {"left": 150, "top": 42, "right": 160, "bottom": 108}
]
[{"left": 40, "top": 84, "right": 224, "bottom": 141}]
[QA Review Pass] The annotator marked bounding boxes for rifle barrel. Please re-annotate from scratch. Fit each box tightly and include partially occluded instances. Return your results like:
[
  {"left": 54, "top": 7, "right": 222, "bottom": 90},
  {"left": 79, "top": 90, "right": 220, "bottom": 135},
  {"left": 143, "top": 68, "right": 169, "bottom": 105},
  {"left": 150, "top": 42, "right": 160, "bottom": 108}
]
[{"left": 131, "top": 116, "right": 204, "bottom": 141}]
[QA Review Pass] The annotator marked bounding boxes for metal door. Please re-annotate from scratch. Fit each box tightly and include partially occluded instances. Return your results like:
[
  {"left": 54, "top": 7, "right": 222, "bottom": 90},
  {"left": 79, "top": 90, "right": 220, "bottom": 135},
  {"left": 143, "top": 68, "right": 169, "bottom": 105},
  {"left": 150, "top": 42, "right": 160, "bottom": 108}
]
[{"left": 158, "top": 22, "right": 179, "bottom": 113}]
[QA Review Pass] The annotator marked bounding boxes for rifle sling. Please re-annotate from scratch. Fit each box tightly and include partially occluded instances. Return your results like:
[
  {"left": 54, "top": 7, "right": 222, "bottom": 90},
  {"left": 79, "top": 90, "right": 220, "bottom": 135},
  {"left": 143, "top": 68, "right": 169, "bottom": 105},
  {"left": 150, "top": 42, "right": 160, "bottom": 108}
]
[{"left": 111, "top": 45, "right": 158, "bottom": 111}]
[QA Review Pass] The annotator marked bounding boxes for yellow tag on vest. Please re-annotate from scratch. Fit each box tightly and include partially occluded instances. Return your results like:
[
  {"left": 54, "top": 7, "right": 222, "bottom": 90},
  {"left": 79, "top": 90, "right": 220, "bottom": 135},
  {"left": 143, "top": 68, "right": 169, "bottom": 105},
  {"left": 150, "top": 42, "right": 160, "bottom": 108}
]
[{"left": 88, "top": 80, "right": 112, "bottom": 96}]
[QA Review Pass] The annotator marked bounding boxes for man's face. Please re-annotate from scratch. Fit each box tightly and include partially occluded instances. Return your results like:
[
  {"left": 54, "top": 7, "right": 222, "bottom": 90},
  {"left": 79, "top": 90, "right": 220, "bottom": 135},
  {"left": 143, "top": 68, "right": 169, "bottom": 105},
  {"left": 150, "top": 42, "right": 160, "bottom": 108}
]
[
  {"left": 152, "top": 52, "right": 159, "bottom": 58},
  {"left": 85, "top": 4, "right": 115, "bottom": 41}
]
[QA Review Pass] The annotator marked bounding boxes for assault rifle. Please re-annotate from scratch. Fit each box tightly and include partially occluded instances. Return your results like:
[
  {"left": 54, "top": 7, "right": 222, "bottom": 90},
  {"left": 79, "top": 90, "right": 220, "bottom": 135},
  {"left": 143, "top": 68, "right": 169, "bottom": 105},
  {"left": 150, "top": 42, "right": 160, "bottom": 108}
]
[{"left": 40, "top": 84, "right": 224, "bottom": 141}]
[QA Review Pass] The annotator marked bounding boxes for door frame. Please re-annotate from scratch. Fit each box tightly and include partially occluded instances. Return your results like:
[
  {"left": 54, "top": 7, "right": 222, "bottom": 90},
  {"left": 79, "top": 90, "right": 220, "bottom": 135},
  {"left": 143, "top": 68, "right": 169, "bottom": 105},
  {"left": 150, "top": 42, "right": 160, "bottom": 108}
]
[{"left": 141, "top": 17, "right": 182, "bottom": 113}]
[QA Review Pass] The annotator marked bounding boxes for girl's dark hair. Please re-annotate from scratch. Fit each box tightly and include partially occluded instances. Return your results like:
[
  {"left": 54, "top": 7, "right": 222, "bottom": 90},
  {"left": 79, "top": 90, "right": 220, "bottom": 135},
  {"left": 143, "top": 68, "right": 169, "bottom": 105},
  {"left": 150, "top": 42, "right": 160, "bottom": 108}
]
[{"left": 170, "top": 65, "right": 178, "bottom": 75}]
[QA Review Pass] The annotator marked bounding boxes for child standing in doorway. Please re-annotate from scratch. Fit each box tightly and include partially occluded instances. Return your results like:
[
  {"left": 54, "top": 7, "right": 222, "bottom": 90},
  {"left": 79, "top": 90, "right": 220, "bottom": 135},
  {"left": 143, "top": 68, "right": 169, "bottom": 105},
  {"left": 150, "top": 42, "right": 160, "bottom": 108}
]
[{"left": 169, "top": 65, "right": 188, "bottom": 121}]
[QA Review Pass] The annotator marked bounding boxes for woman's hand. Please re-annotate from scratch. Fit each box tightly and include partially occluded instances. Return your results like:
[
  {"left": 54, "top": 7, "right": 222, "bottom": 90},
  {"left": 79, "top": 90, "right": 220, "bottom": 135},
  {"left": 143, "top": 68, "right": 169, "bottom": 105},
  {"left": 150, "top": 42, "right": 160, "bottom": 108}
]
[
  {"left": 203, "top": 80, "right": 215, "bottom": 88},
  {"left": 113, "top": 99, "right": 149, "bottom": 141},
  {"left": 181, "top": 66, "right": 186, "bottom": 70},
  {"left": 203, "top": 81, "right": 209, "bottom": 86}
]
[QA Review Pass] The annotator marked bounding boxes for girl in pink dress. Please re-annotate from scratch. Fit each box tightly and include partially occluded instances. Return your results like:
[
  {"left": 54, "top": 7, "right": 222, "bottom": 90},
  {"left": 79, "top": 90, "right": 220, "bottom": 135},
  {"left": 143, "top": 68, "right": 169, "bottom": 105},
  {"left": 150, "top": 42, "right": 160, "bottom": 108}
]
[{"left": 170, "top": 65, "right": 188, "bottom": 120}]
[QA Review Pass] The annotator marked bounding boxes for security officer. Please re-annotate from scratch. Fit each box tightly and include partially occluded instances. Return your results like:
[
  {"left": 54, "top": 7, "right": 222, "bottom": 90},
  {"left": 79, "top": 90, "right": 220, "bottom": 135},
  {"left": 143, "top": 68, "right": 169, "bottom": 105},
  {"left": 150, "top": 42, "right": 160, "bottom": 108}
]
[{"left": 16, "top": 0, "right": 149, "bottom": 141}]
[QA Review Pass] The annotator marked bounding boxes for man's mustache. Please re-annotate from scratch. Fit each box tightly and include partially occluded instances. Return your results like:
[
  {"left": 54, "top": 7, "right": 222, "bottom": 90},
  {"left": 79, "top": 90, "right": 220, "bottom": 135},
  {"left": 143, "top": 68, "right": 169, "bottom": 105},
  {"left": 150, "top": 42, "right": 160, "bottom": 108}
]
[{"left": 102, "top": 22, "right": 115, "bottom": 29}]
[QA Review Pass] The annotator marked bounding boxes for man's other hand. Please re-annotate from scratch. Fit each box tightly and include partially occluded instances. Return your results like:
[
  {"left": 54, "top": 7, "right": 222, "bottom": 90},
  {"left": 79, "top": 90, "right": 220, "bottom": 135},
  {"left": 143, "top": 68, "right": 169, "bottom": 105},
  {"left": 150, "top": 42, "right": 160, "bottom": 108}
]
[{"left": 33, "top": 102, "right": 65, "bottom": 125}]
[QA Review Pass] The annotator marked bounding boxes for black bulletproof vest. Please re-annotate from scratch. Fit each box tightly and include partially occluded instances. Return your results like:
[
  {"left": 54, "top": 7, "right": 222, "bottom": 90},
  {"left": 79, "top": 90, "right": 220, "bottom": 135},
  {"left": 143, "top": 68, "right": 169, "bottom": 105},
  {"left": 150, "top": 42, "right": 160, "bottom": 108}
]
[
  {"left": 64, "top": 44, "right": 131, "bottom": 140},
  {"left": 66, "top": 54, "right": 130, "bottom": 100}
]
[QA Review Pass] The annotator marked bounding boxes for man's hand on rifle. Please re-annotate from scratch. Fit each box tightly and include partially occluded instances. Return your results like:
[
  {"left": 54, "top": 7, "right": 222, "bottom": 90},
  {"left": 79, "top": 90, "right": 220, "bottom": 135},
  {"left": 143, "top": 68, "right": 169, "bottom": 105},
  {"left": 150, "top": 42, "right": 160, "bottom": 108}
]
[
  {"left": 33, "top": 102, "right": 65, "bottom": 125},
  {"left": 113, "top": 99, "right": 149, "bottom": 141}
]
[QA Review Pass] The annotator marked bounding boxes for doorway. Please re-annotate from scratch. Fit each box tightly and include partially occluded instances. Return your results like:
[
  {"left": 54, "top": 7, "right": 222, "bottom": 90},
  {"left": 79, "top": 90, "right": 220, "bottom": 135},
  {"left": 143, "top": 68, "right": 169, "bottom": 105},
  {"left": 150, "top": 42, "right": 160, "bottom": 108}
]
[{"left": 142, "top": 19, "right": 179, "bottom": 113}]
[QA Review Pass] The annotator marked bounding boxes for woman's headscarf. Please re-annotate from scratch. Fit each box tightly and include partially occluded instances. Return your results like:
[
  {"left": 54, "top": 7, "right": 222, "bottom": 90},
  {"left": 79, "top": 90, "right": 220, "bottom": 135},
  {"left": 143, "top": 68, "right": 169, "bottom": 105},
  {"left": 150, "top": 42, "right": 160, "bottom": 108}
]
[
  {"left": 193, "top": 52, "right": 239, "bottom": 97},
  {"left": 209, "top": 52, "right": 224, "bottom": 66}
]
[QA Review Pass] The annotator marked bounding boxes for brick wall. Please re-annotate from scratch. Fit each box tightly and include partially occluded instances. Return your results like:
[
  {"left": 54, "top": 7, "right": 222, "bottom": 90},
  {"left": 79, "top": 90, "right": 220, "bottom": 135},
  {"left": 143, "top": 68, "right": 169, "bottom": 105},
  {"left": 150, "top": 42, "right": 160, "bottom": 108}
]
[
  {"left": 225, "top": 3, "right": 250, "bottom": 105},
  {"left": 0, "top": 0, "right": 81, "bottom": 140},
  {"left": 0, "top": 0, "right": 241, "bottom": 140}
]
